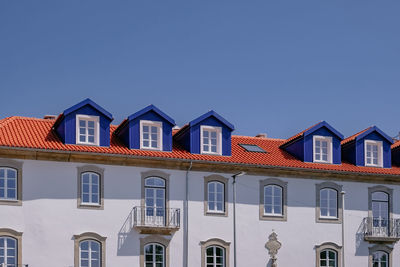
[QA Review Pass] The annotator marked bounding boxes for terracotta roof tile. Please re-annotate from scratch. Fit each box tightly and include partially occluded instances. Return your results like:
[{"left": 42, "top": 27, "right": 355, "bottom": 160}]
[
  {"left": 0, "top": 117, "right": 400, "bottom": 176},
  {"left": 341, "top": 127, "right": 371, "bottom": 145}
]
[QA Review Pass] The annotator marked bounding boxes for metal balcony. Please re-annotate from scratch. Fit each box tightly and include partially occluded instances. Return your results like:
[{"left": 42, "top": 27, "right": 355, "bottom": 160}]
[
  {"left": 132, "top": 206, "right": 180, "bottom": 235},
  {"left": 362, "top": 217, "right": 400, "bottom": 242}
]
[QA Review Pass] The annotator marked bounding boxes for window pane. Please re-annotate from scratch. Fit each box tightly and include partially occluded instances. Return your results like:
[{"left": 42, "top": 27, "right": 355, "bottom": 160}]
[{"left": 79, "top": 120, "right": 86, "bottom": 127}]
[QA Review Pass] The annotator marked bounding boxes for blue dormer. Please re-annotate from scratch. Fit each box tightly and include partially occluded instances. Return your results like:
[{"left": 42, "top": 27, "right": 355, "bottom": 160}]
[
  {"left": 115, "top": 105, "right": 175, "bottom": 151},
  {"left": 342, "top": 126, "right": 393, "bottom": 168},
  {"left": 174, "top": 111, "right": 234, "bottom": 156},
  {"left": 53, "top": 98, "right": 113, "bottom": 146},
  {"left": 280, "top": 121, "right": 344, "bottom": 164}
]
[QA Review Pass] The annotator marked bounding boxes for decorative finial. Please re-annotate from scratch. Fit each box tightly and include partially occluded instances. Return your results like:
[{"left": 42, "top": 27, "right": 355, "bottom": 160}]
[{"left": 265, "top": 230, "right": 281, "bottom": 267}]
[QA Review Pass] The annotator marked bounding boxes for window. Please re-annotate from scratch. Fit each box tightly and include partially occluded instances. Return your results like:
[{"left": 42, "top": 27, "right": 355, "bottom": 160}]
[
  {"left": 208, "top": 182, "right": 224, "bottom": 213},
  {"left": 140, "top": 120, "right": 163, "bottom": 150},
  {"left": 365, "top": 140, "right": 383, "bottom": 167},
  {"left": 0, "top": 160, "right": 22, "bottom": 206},
  {"left": 0, "top": 168, "right": 17, "bottom": 201},
  {"left": 141, "top": 170, "right": 170, "bottom": 227},
  {"left": 369, "top": 245, "right": 392, "bottom": 267},
  {"left": 313, "top": 136, "right": 332, "bottom": 163},
  {"left": 372, "top": 251, "right": 388, "bottom": 267},
  {"left": 238, "top": 144, "right": 266, "bottom": 153},
  {"left": 0, "top": 237, "right": 17, "bottom": 267},
  {"left": 316, "top": 182, "right": 342, "bottom": 223},
  {"left": 76, "top": 115, "right": 99, "bottom": 145},
  {"left": 264, "top": 185, "right": 282, "bottom": 216},
  {"left": 0, "top": 229, "right": 22, "bottom": 267},
  {"left": 80, "top": 240, "right": 101, "bottom": 267},
  {"left": 145, "top": 177, "right": 166, "bottom": 226},
  {"left": 140, "top": 235, "right": 170, "bottom": 267},
  {"left": 206, "top": 246, "right": 225, "bottom": 267},
  {"left": 77, "top": 166, "right": 104, "bottom": 209},
  {"left": 320, "top": 188, "right": 337, "bottom": 218},
  {"left": 315, "top": 242, "right": 342, "bottom": 267},
  {"left": 74, "top": 232, "right": 106, "bottom": 267},
  {"left": 320, "top": 249, "right": 337, "bottom": 267},
  {"left": 368, "top": 186, "right": 393, "bottom": 235},
  {"left": 200, "top": 125, "right": 222, "bottom": 155},
  {"left": 204, "top": 175, "right": 228, "bottom": 217},
  {"left": 144, "top": 243, "right": 165, "bottom": 267},
  {"left": 259, "top": 178, "right": 287, "bottom": 221},
  {"left": 200, "top": 238, "right": 230, "bottom": 267},
  {"left": 81, "top": 172, "right": 100, "bottom": 205}
]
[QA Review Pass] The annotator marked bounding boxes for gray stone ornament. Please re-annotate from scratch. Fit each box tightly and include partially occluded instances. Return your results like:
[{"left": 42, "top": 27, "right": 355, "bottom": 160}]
[{"left": 265, "top": 231, "right": 281, "bottom": 267}]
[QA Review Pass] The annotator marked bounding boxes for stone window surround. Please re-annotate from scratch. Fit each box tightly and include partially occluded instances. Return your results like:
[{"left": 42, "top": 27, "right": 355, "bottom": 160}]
[
  {"left": 77, "top": 165, "right": 105, "bottom": 210},
  {"left": 140, "top": 235, "right": 171, "bottom": 267},
  {"left": 259, "top": 178, "right": 288, "bottom": 221},
  {"left": 368, "top": 185, "right": 393, "bottom": 219},
  {"left": 0, "top": 159, "right": 23, "bottom": 206},
  {"left": 0, "top": 228, "right": 23, "bottom": 266},
  {"left": 315, "top": 181, "right": 343, "bottom": 224},
  {"left": 315, "top": 242, "right": 342, "bottom": 267},
  {"left": 204, "top": 174, "right": 229, "bottom": 217},
  {"left": 73, "top": 232, "right": 106, "bottom": 267},
  {"left": 368, "top": 244, "right": 393, "bottom": 267},
  {"left": 200, "top": 238, "right": 230, "bottom": 267}
]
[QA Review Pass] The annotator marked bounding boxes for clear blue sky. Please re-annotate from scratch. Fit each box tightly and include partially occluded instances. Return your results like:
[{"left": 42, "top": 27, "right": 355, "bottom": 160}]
[{"left": 1, "top": 1, "right": 399, "bottom": 139}]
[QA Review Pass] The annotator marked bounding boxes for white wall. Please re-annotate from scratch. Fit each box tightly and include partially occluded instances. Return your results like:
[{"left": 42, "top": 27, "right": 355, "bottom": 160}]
[{"left": 0, "top": 158, "right": 399, "bottom": 266}]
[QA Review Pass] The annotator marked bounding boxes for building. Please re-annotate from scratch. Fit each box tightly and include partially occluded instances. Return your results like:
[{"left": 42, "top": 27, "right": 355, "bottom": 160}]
[{"left": 1, "top": 98, "right": 400, "bottom": 267}]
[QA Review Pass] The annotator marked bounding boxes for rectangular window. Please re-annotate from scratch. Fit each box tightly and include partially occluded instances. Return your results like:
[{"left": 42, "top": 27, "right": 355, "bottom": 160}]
[
  {"left": 201, "top": 126, "right": 222, "bottom": 155},
  {"left": 264, "top": 185, "right": 282, "bottom": 216},
  {"left": 76, "top": 115, "right": 99, "bottom": 145},
  {"left": 81, "top": 172, "right": 100, "bottom": 205},
  {"left": 208, "top": 181, "right": 224, "bottom": 212},
  {"left": 365, "top": 140, "right": 383, "bottom": 167},
  {"left": 0, "top": 168, "right": 17, "bottom": 201},
  {"left": 313, "top": 136, "right": 333, "bottom": 163},
  {"left": 140, "top": 121, "right": 163, "bottom": 150}
]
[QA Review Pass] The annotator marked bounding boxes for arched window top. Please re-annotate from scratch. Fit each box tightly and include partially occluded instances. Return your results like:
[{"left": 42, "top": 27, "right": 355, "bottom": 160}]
[
  {"left": 82, "top": 171, "right": 100, "bottom": 177},
  {"left": 372, "top": 191, "right": 389, "bottom": 202},
  {"left": 206, "top": 245, "right": 225, "bottom": 267},
  {"left": 144, "top": 243, "right": 165, "bottom": 267},
  {"left": 145, "top": 177, "right": 165, "bottom": 187},
  {"left": 319, "top": 249, "right": 337, "bottom": 267}
]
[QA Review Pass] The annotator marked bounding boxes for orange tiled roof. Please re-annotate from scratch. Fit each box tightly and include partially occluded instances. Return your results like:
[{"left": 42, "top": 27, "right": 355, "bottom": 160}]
[
  {"left": 281, "top": 121, "right": 322, "bottom": 146},
  {"left": 392, "top": 140, "right": 400, "bottom": 150},
  {"left": 0, "top": 116, "right": 400, "bottom": 176},
  {"left": 341, "top": 127, "right": 371, "bottom": 145}
]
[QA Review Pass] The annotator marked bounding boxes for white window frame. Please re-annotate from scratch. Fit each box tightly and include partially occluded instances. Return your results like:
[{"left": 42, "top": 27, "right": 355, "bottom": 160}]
[
  {"left": 313, "top": 135, "right": 333, "bottom": 164},
  {"left": 263, "top": 185, "right": 283, "bottom": 216},
  {"left": 0, "top": 236, "right": 17, "bottom": 267},
  {"left": 364, "top": 140, "right": 383, "bottom": 167},
  {"left": 319, "top": 188, "right": 338, "bottom": 219},
  {"left": 144, "top": 243, "right": 165, "bottom": 267},
  {"left": 140, "top": 120, "right": 163, "bottom": 151},
  {"left": 207, "top": 181, "right": 225, "bottom": 213},
  {"left": 76, "top": 115, "right": 100, "bottom": 146},
  {"left": 205, "top": 245, "right": 225, "bottom": 267},
  {"left": 0, "top": 167, "right": 18, "bottom": 201},
  {"left": 79, "top": 239, "right": 101, "bottom": 267},
  {"left": 200, "top": 125, "right": 222, "bottom": 155},
  {"left": 80, "top": 172, "right": 101, "bottom": 206}
]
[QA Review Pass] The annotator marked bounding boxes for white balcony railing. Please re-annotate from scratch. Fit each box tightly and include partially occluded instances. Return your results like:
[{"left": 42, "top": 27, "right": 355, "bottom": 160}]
[
  {"left": 132, "top": 206, "right": 180, "bottom": 230},
  {"left": 362, "top": 217, "right": 400, "bottom": 242}
]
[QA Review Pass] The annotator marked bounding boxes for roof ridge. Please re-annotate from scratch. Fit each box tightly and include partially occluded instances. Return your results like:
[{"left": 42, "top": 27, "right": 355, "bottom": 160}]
[
  {"left": 232, "top": 135, "right": 286, "bottom": 141},
  {"left": 341, "top": 126, "right": 372, "bottom": 145}
]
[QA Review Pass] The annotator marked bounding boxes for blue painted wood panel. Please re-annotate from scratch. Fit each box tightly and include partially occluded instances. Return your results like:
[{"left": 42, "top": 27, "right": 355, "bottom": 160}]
[
  {"left": 392, "top": 148, "right": 400, "bottom": 166},
  {"left": 303, "top": 127, "right": 342, "bottom": 164},
  {"left": 355, "top": 131, "right": 392, "bottom": 168},
  {"left": 284, "top": 138, "right": 304, "bottom": 161},
  {"left": 116, "top": 108, "right": 174, "bottom": 151},
  {"left": 60, "top": 105, "right": 112, "bottom": 146}
]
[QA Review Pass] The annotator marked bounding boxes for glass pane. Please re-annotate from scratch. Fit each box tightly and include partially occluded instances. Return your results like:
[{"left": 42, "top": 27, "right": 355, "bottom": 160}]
[
  {"left": 80, "top": 241, "right": 89, "bottom": 250},
  {"left": 151, "top": 126, "right": 158, "bottom": 133},
  {"left": 88, "top": 121, "right": 95, "bottom": 128},
  {"left": 7, "top": 170, "right": 15, "bottom": 179},
  {"left": 211, "top": 131, "right": 217, "bottom": 138},
  {"left": 7, "top": 189, "right": 15, "bottom": 199},
  {"left": 372, "top": 192, "right": 388, "bottom": 201},
  {"left": 203, "top": 131, "right": 209, "bottom": 138},
  {"left": 88, "top": 136, "right": 95, "bottom": 143},
  {"left": 79, "top": 120, "right": 86, "bottom": 127}
]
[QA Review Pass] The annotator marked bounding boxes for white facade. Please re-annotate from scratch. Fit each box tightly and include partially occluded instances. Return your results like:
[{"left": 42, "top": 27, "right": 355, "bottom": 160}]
[{"left": 1, "top": 157, "right": 400, "bottom": 266}]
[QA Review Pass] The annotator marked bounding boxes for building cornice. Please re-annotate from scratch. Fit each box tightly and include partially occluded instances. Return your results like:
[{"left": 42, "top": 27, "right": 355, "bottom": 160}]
[{"left": 0, "top": 146, "right": 399, "bottom": 184}]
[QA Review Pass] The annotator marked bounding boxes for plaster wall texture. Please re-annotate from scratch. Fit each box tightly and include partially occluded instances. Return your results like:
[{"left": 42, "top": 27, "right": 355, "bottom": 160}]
[{"left": 1, "top": 159, "right": 399, "bottom": 266}]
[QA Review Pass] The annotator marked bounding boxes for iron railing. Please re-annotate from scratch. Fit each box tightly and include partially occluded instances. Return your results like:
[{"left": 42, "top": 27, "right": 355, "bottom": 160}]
[
  {"left": 132, "top": 206, "right": 180, "bottom": 228},
  {"left": 362, "top": 217, "right": 400, "bottom": 240}
]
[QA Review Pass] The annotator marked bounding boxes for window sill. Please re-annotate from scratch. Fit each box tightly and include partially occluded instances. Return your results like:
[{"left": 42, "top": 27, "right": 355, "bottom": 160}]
[
  {"left": 78, "top": 203, "right": 103, "bottom": 210},
  {"left": 0, "top": 199, "right": 22, "bottom": 206},
  {"left": 316, "top": 217, "right": 341, "bottom": 224},
  {"left": 260, "top": 214, "right": 286, "bottom": 221},
  {"left": 205, "top": 211, "right": 228, "bottom": 217}
]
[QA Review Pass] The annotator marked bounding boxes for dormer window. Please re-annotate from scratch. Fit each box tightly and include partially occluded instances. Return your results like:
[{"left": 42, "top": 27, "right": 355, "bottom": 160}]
[
  {"left": 201, "top": 125, "right": 222, "bottom": 155},
  {"left": 365, "top": 140, "right": 383, "bottom": 167},
  {"left": 313, "top": 136, "right": 332, "bottom": 163},
  {"left": 140, "top": 120, "right": 163, "bottom": 150},
  {"left": 76, "top": 115, "right": 99, "bottom": 145}
]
